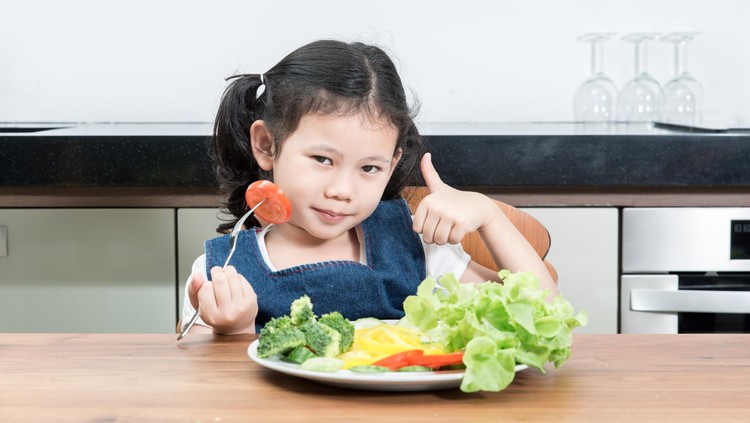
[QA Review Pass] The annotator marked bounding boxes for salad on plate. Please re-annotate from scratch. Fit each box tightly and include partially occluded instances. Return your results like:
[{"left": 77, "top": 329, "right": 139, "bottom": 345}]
[{"left": 250, "top": 270, "right": 587, "bottom": 393}]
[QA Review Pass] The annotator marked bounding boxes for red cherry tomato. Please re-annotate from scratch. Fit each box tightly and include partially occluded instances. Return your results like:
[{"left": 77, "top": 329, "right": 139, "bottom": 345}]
[{"left": 245, "top": 180, "right": 292, "bottom": 225}]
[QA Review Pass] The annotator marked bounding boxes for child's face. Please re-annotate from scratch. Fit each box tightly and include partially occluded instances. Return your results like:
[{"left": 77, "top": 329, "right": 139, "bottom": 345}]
[{"left": 266, "top": 112, "right": 401, "bottom": 240}]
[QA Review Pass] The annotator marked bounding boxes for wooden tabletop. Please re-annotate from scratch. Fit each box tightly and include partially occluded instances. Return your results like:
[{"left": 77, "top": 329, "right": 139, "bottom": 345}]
[{"left": 1, "top": 333, "right": 748, "bottom": 422}]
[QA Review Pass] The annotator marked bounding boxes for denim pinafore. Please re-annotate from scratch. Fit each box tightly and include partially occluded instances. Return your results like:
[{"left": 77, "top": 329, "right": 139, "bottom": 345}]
[{"left": 204, "top": 198, "right": 426, "bottom": 330}]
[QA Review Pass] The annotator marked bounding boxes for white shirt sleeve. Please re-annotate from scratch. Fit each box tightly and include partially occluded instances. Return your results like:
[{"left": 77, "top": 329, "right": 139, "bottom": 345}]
[{"left": 180, "top": 254, "right": 209, "bottom": 331}]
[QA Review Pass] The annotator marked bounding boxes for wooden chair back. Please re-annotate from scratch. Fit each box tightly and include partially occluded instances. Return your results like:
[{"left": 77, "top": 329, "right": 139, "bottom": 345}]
[{"left": 403, "top": 187, "right": 558, "bottom": 283}]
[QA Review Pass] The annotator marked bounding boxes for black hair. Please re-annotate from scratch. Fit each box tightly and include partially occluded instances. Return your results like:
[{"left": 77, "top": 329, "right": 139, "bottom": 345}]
[{"left": 211, "top": 39, "right": 427, "bottom": 233}]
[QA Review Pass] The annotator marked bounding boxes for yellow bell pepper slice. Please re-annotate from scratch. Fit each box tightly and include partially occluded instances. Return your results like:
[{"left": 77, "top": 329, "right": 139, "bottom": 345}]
[{"left": 338, "top": 323, "right": 444, "bottom": 369}]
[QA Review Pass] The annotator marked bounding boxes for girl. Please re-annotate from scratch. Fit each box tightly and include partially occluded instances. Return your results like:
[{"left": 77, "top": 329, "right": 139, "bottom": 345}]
[{"left": 182, "top": 40, "right": 558, "bottom": 336}]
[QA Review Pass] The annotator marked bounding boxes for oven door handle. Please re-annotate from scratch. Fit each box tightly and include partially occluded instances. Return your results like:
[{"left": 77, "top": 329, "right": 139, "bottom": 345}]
[{"left": 630, "top": 289, "right": 750, "bottom": 314}]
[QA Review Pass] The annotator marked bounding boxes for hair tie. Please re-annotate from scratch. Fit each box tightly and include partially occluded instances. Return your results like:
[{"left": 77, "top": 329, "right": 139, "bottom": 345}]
[{"left": 255, "top": 74, "right": 266, "bottom": 100}]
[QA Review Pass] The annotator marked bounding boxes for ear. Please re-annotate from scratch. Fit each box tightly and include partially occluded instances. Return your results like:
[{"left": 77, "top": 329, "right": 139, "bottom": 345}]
[{"left": 250, "top": 120, "right": 275, "bottom": 171}]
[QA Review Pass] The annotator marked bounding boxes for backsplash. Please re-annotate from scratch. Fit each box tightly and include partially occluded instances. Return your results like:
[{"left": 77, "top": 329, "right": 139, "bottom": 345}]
[{"left": 2, "top": 0, "right": 748, "bottom": 124}]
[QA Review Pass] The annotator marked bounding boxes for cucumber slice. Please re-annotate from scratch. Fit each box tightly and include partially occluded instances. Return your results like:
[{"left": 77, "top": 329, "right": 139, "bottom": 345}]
[
  {"left": 282, "top": 345, "right": 316, "bottom": 364},
  {"left": 348, "top": 365, "right": 390, "bottom": 373},
  {"left": 299, "top": 357, "right": 344, "bottom": 373},
  {"left": 397, "top": 365, "right": 433, "bottom": 372}
]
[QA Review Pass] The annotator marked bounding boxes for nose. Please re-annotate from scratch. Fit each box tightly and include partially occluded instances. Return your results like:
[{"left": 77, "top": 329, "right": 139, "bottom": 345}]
[{"left": 324, "top": 172, "right": 354, "bottom": 201}]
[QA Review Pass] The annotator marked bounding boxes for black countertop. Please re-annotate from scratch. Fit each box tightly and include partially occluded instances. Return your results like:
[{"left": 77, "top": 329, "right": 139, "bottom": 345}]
[{"left": 2, "top": 122, "right": 750, "bottom": 189}]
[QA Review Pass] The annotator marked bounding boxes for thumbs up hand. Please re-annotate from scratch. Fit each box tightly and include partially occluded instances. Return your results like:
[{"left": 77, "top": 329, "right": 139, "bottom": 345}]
[
  {"left": 412, "top": 153, "right": 499, "bottom": 245},
  {"left": 420, "top": 151, "right": 448, "bottom": 194}
]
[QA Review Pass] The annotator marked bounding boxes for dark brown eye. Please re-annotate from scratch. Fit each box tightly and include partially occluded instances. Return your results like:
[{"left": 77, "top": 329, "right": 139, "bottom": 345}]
[
  {"left": 361, "top": 165, "right": 381, "bottom": 174},
  {"left": 313, "top": 155, "right": 332, "bottom": 165}
]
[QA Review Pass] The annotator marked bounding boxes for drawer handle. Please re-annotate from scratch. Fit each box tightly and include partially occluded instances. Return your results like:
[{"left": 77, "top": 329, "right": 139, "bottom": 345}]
[{"left": 631, "top": 289, "right": 750, "bottom": 314}]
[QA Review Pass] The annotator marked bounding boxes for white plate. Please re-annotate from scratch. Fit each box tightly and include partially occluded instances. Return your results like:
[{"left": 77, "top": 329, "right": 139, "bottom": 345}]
[{"left": 247, "top": 340, "right": 527, "bottom": 392}]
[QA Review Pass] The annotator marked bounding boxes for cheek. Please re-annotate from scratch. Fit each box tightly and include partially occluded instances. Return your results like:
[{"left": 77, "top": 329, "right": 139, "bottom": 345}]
[
  {"left": 360, "top": 183, "right": 386, "bottom": 209},
  {"left": 268, "top": 156, "right": 302, "bottom": 185},
  {"left": 274, "top": 153, "right": 316, "bottom": 176}
]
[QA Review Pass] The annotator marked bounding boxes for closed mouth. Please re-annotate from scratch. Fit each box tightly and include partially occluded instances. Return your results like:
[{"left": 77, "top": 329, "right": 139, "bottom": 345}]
[{"left": 314, "top": 208, "right": 348, "bottom": 218}]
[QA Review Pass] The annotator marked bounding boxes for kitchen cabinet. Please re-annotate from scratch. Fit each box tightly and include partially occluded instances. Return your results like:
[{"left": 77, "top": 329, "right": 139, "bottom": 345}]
[
  {"left": 521, "top": 207, "right": 619, "bottom": 334},
  {"left": 0, "top": 209, "right": 175, "bottom": 333},
  {"left": 176, "top": 208, "right": 225, "bottom": 316},
  {"left": 0, "top": 206, "right": 617, "bottom": 333}
]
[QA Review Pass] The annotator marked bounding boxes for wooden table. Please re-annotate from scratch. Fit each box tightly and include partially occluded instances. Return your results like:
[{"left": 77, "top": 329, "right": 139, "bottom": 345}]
[{"left": 1, "top": 333, "right": 748, "bottom": 422}]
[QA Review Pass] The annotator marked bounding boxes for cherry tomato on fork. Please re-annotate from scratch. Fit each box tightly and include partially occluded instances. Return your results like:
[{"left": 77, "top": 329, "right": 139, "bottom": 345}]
[{"left": 245, "top": 180, "right": 292, "bottom": 224}]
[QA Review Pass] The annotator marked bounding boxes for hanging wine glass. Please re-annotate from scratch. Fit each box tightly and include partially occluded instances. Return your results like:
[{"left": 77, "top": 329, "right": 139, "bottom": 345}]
[
  {"left": 573, "top": 33, "right": 618, "bottom": 122},
  {"left": 660, "top": 32, "right": 704, "bottom": 125},
  {"left": 617, "top": 33, "right": 663, "bottom": 122}
]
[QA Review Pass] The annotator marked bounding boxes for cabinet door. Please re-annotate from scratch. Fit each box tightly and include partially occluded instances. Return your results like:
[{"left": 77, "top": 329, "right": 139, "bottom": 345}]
[
  {"left": 522, "top": 208, "right": 619, "bottom": 334},
  {"left": 0, "top": 209, "right": 175, "bottom": 333},
  {"left": 176, "top": 208, "right": 224, "bottom": 317}
]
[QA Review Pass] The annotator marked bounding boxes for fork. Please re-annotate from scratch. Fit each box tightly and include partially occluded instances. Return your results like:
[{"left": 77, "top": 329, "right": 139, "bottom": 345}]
[{"left": 176, "top": 199, "right": 266, "bottom": 340}]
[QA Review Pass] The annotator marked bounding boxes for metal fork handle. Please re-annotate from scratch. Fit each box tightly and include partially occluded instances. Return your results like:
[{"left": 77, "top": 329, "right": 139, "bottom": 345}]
[
  {"left": 222, "top": 199, "right": 265, "bottom": 267},
  {"left": 176, "top": 306, "right": 201, "bottom": 340},
  {"left": 176, "top": 199, "right": 267, "bottom": 341}
]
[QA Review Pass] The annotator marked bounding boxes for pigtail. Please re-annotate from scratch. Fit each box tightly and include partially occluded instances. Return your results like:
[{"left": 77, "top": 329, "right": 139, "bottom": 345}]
[{"left": 211, "top": 75, "right": 268, "bottom": 233}]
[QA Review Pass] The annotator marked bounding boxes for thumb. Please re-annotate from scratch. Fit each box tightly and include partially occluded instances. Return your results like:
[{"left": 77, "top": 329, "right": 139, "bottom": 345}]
[
  {"left": 188, "top": 270, "right": 206, "bottom": 310},
  {"left": 421, "top": 153, "right": 445, "bottom": 193}
]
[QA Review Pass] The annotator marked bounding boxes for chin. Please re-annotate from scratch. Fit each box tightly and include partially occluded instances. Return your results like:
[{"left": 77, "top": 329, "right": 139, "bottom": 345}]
[
  {"left": 306, "top": 226, "right": 352, "bottom": 241},
  {"left": 302, "top": 219, "right": 357, "bottom": 240}
]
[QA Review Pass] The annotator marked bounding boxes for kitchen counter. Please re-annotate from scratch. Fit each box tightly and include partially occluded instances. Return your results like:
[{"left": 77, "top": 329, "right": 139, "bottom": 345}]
[
  {"left": 1, "top": 333, "right": 748, "bottom": 422},
  {"left": 3, "top": 122, "right": 750, "bottom": 207}
]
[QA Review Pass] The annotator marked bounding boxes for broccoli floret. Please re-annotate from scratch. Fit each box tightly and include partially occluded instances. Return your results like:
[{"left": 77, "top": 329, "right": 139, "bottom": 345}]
[
  {"left": 290, "top": 295, "right": 315, "bottom": 326},
  {"left": 319, "top": 311, "right": 355, "bottom": 353},
  {"left": 259, "top": 296, "right": 354, "bottom": 361},
  {"left": 299, "top": 321, "right": 341, "bottom": 358},
  {"left": 261, "top": 315, "right": 293, "bottom": 334},
  {"left": 256, "top": 326, "right": 306, "bottom": 358}
]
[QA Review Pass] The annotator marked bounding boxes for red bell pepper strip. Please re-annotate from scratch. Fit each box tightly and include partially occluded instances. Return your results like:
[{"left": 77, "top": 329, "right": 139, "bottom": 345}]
[
  {"left": 372, "top": 350, "right": 424, "bottom": 370},
  {"left": 371, "top": 350, "right": 465, "bottom": 370},
  {"left": 409, "top": 351, "right": 465, "bottom": 369}
]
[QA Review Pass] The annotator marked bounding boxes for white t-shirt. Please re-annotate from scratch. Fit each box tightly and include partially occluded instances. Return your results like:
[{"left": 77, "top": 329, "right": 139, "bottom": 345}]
[{"left": 180, "top": 224, "right": 470, "bottom": 329}]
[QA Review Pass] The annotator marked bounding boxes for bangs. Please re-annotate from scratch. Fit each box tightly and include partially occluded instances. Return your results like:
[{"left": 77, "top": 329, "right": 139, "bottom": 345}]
[
  {"left": 302, "top": 89, "right": 390, "bottom": 127},
  {"left": 270, "top": 86, "right": 397, "bottom": 141}
]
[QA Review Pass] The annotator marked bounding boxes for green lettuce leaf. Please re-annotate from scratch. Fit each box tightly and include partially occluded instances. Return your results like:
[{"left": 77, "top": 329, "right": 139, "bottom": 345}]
[
  {"left": 404, "top": 270, "right": 587, "bottom": 393},
  {"left": 461, "top": 336, "right": 516, "bottom": 392}
]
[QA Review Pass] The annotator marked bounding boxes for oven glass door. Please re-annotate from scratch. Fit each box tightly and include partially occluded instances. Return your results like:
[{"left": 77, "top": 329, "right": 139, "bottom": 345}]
[
  {"left": 621, "top": 274, "right": 750, "bottom": 334},
  {"left": 678, "top": 274, "right": 750, "bottom": 333}
]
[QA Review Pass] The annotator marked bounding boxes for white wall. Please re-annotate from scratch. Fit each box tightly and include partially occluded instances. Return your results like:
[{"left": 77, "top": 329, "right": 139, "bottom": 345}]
[{"left": 3, "top": 0, "right": 748, "bottom": 124}]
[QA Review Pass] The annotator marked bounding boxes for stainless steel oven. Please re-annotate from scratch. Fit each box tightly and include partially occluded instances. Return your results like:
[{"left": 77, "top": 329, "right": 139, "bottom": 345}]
[{"left": 621, "top": 208, "right": 750, "bottom": 333}]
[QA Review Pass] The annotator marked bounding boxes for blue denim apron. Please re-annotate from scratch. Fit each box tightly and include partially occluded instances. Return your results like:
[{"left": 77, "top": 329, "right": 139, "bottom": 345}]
[{"left": 204, "top": 198, "right": 426, "bottom": 330}]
